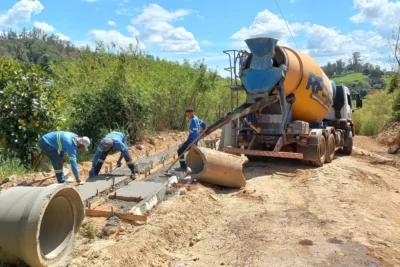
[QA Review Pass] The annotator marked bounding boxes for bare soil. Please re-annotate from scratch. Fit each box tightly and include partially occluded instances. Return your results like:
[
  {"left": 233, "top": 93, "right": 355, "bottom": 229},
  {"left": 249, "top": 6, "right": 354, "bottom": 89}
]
[{"left": 69, "top": 135, "right": 400, "bottom": 267}]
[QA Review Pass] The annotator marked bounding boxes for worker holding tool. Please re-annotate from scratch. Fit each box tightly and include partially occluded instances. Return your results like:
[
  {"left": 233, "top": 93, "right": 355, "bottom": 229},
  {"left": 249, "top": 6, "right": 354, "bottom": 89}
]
[
  {"left": 175, "top": 108, "right": 207, "bottom": 172},
  {"left": 38, "top": 131, "right": 90, "bottom": 184},
  {"left": 89, "top": 131, "right": 136, "bottom": 179}
]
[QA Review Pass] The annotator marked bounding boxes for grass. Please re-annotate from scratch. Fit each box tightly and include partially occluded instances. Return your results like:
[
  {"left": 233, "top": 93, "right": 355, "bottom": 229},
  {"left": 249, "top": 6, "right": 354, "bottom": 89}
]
[
  {"left": 332, "top": 72, "right": 368, "bottom": 83},
  {"left": 80, "top": 221, "right": 100, "bottom": 239},
  {"left": 0, "top": 157, "right": 27, "bottom": 182},
  {"left": 352, "top": 91, "right": 393, "bottom": 136}
]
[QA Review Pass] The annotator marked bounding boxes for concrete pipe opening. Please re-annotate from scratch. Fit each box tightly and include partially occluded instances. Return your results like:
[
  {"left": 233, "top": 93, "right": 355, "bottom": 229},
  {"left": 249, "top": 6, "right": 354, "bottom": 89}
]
[
  {"left": 186, "top": 146, "right": 247, "bottom": 188},
  {"left": 0, "top": 184, "right": 84, "bottom": 267}
]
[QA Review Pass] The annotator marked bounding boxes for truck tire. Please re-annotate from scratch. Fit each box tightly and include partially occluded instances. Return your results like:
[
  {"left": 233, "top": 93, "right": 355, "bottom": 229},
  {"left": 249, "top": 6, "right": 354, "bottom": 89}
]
[
  {"left": 325, "top": 133, "right": 335, "bottom": 163},
  {"left": 312, "top": 135, "right": 327, "bottom": 167},
  {"left": 342, "top": 135, "right": 353, "bottom": 156}
]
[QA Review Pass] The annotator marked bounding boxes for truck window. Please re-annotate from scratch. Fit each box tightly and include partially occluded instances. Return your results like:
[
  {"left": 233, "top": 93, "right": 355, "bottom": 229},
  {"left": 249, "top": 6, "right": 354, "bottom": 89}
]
[{"left": 347, "top": 95, "right": 352, "bottom": 109}]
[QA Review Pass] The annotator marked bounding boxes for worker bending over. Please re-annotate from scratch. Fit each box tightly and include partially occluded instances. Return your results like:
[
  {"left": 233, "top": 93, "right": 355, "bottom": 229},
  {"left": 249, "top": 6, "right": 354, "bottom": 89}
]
[
  {"left": 176, "top": 108, "right": 206, "bottom": 172},
  {"left": 38, "top": 131, "right": 90, "bottom": 184},
  {"left": 89, "top": 131, "right": 136, "bottom": 178}
]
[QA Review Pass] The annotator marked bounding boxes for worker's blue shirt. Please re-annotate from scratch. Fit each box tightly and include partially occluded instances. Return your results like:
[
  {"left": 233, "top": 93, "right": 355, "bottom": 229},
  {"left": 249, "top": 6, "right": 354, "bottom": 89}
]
[
  {"left": 42, "top": 131, "right": 80, "bottom": 179},
  {"left": 187, "top": 116, "right": 206, "bottom": 144},
  {"left": 92, "top": 132, "right": 129, "bottom": 167}
]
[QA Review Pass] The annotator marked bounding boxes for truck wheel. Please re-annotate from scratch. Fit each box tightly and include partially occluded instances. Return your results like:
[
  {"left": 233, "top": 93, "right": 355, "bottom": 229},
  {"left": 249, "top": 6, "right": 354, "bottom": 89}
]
[
  {"left": 312, "top": 135, "right": 327, "bottom": 167},
  {"left": 342, "top": 135, "right": 353, "bottom": 156},
  {"left": 325, "top": 134, "right": 335, "bottom": 163}
]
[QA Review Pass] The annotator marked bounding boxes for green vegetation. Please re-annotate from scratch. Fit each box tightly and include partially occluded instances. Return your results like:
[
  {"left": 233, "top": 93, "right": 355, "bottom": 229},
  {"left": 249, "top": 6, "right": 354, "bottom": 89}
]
[
  {"left": 0, "top": 157, "right": 27, "bottom": 183},
  {"left": 0, "top": 28, "right": 79, "bottom": 72},
  {"left": 322, "top": 52, "right": 386, "bottom": 94},
  {"left": 0, "top": 28, "right": 239, "bottom": 179},
  {"left": 79, "top": 221, "right": 100, "bottom": 239},
  {"left": 0, "top": 57, "right": 63, "bottom": 170},
  {"left": 332, "top": 72, "right": 368, "bottom": 83},
  {"left": 353, "top": 91, "right": 394, "bottom": 136}
]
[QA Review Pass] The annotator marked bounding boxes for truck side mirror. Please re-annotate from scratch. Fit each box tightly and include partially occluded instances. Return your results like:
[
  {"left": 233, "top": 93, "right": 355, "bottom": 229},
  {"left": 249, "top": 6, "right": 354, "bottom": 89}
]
[{"left": 356, "top": 98, "right": 363, "bottom": 109}]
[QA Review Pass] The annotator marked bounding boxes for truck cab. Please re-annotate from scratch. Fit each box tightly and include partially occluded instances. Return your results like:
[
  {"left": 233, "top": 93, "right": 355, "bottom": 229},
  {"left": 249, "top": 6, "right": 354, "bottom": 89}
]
[{"left": 325, "top": 85, "right": 353, "bottom": 121}]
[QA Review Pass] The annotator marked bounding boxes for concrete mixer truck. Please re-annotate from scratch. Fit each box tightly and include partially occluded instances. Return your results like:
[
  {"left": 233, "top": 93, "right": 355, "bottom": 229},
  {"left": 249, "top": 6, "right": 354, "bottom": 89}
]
[{"left": 199, "top": 37, "right": 362, "bottom": 167}]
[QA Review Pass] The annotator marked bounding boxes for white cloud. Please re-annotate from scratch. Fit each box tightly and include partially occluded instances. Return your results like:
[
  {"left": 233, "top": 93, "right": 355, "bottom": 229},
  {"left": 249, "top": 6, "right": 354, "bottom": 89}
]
[
  {"left": 116, "top": 8, "right": 131, "bottom": 16},
  {"left": 89, "top": 29, "right": 145, "bottom": 49},
  {"left": 231, "top": 10, "right": 304, "bottom": 47},
  {"left": 127, "top": 25, "right": 139, "bottom": 36},
  {"left": 129, "top": 4, "right": 200, "bottom": 53},
  {"left": 108, "top": 20, "right": 116, "bottom": 26},
  {"left": 290, "top": 0, "right": 295, "bottom": 3},
  {"left": 201, "top": 40, "right": 213, "bottom": 46},
  {"left": 33, "top": 21, "right": 55, "bottom": 32},
  {"left": 0, "top": 0, "right": 44, "bottom": 28},
  {"left": 83, "top": 0, "right": 98, "bottom": 2},
  {"left": 351, "top": 0, "right": 400, "bottom": 36},
  {"left": 305, "top": 24, "right": 366, "bottom": 57},
  {"left": 231, "top": 7, "right": 391, "bottom": 70},
  {"left": 55, "top": 33, "right": 70, "bottom": 41}
]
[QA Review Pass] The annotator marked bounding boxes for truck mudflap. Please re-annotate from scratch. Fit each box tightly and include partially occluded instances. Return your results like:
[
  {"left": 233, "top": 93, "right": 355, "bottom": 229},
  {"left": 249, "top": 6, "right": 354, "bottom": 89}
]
[{"left": 223, "top": 147, "right": 304, "bottom": 159}]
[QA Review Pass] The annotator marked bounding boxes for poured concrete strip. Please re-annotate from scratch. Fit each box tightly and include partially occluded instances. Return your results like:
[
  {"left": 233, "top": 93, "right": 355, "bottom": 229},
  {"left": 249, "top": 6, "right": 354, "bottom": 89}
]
[
  {"left": 130, "top": 176, "right": 178, "bottom": 215},
  {"left": 76, "top": 175, "right": 128, "bottom": 200},
  {"left": 113, "top": 181, "right": 165, "bottom": 199},
  {"left": 186, "top": 146, "right": 247, "bottom": 188},
  {"left": 0, "top": 184, "right": 84, "bottom": 267}
]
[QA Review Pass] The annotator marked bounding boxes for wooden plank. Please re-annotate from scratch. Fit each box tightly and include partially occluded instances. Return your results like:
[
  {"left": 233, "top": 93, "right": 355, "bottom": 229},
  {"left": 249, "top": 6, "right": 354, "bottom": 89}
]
[
  {"left": 109, "top": 194, "right": 143, "bottom": 202},
  {"left": 116, "top": 212, "right": 147, "bottom": 222},
  {"left": 85, "top": 209, "right": 147, "bottom": 222},
  {"left": 89, "top": 198, "right": 105, "bottom": 209},
  {"left": 85, "top": 209, "right": 113, "bottom": 217}
]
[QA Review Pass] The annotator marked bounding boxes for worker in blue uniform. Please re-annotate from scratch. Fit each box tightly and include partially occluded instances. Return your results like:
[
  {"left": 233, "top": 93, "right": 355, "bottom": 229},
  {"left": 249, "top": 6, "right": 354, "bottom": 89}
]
[
  {"left": 38, "top": 131, "right": 91, "bottom": 184},
  {"left": 89, "top": 131, "right": 136, "bottom": 178},
  {"left": 238, "top": 113, "right": 253, "bottom": 144},
  {"left": 175, "top": 108, "right": 206, "bottom": 172}
]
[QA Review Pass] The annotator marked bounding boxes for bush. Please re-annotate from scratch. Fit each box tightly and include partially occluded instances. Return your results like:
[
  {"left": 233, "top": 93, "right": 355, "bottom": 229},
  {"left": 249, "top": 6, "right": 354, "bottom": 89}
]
[
  {"left": 353, "top": 91, "right": 393, "bottom": 136},
  {"left": 0, "top": 57, "right": 63, "bottom": 168},
  {"left": 0, "top": 156, "right": 27, "bottom": 182},
  {"left": 51, "top": 42, "right": 234, "bottom": 150}
]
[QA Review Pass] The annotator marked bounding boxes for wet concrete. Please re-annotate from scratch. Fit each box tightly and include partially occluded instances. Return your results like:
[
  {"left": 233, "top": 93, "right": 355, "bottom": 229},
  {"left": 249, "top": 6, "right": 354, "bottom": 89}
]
[
  {"left": 76, "top": 175, "right": 128, "bottom": 200},
  {"left": 111, "top": 146, "right": 178, "bottom": 176},
  {"left": 113, "top": 181, "right": 164, "bottom": 199}
]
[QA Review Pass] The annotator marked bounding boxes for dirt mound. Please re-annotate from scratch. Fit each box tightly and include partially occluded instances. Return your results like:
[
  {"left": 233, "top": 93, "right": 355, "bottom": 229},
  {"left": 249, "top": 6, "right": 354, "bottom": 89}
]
[{"left": 376, "top": 122, "right": 400, "bottom": 146}]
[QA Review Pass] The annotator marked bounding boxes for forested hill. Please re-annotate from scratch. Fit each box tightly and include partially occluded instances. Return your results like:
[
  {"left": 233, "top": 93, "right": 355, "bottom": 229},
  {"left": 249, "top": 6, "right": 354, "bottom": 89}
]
[{"left": 0, "top": 27, "right": 80, "bottom": 72}]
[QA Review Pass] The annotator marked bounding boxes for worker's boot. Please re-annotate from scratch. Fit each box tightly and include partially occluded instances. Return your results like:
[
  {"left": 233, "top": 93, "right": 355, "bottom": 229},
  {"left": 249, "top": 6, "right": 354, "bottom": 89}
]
[{"left": 174, "top": 162, "right": 187, "bottom": 173}]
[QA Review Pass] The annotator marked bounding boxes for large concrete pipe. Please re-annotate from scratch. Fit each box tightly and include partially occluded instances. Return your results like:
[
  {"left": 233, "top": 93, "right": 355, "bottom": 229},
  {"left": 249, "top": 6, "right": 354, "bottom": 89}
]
[
  {"left": 0, "top": 184, "right": 85, "bottom": 267},
  {"left": 186, "top": 146, "right": 247, "bottom": 188}
]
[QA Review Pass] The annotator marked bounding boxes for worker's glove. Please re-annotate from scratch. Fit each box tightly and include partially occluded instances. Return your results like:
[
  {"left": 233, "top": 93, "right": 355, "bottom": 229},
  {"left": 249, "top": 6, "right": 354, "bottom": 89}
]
[
  {"left": 116, "top": 160, "right": 122, "bottom": 168},
  {"left": 89, "top": 168, "right": 95, "bottom": 177}
]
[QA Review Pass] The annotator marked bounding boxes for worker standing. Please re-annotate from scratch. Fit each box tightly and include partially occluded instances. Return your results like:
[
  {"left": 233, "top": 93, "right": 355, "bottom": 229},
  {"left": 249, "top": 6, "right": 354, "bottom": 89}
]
[
  {"left": 38, "top": 131, "right": 90, "bottom": 184},
  {"left": 89, "top": 131, "right": 136, "bottom": 178},
  {"left": 175, "top": 108, "right": 206, "bottom": 172}
]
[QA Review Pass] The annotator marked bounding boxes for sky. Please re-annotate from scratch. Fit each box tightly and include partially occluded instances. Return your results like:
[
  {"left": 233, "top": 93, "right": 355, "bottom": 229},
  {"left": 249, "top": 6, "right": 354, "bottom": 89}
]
[{"left": 0, "top": 0, "right": 399, "bottom": 76}]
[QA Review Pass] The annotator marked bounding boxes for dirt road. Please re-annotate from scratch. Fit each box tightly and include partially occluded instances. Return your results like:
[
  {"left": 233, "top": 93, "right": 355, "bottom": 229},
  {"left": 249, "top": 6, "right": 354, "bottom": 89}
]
[{"left": 70, "top": 138, "right": 400, "bottom": 267}]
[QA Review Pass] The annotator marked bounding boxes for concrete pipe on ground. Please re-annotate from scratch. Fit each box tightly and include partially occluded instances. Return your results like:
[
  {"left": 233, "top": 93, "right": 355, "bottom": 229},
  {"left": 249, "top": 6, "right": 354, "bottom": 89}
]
[
  {"left": 0, "top": 184, "right": 85, "bottom": 267},
  {"left": 186, "top": 146, "right": 247, "bottom": 188}
]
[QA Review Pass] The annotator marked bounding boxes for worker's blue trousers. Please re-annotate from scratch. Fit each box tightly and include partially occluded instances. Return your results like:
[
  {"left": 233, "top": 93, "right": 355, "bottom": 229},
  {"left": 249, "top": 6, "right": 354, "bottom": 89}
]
[
  {"left": 94, "top": 150, "right": 136, "bottom": 175},
  {"left": 177, "top": 141, "right": 190, "bottom": 170},
  {"left": 38, "top": 138, "right": 65, "bottom": 183}
]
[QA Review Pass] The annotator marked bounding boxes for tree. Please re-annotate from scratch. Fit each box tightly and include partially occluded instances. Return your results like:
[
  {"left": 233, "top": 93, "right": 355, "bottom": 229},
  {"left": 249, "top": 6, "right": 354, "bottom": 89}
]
[
  {"left": 0, "top": 58, "right": 63, "bottom": 168},
  {"left": 352, "top": 52, "right": 363, "bottom": 72},
  {"left": 336, "top": 59, "right": 345, "bottom": 75}
]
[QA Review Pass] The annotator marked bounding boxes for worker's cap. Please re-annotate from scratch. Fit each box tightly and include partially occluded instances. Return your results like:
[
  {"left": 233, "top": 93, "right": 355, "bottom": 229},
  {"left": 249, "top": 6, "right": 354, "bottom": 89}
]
[
  {"left": 102, "top": 138, "right": 113, "bottom": 151},
  {"left": 78, "top": 136, "right": 91, "bottom": 150},
  {"left": 185, "top": 108, "right": 194, "bottom": 113}
]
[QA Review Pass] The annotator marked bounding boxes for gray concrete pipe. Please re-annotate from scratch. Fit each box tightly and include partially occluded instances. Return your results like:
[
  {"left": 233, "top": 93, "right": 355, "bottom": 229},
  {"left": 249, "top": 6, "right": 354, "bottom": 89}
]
[
  {"left": 186, "top": 146, "right": 247, "bottom": 188},
  {"left": 0, "top": 184, "right": 85, "bottom": 267}
]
